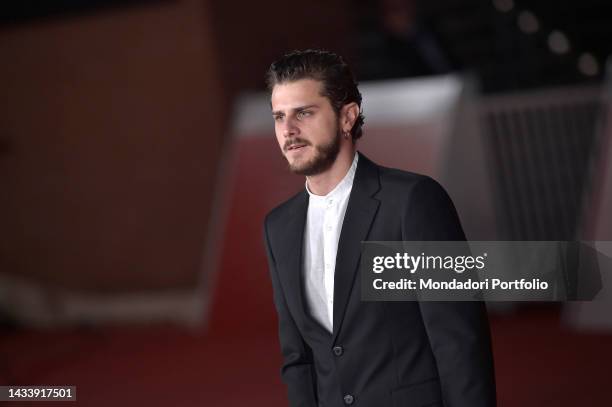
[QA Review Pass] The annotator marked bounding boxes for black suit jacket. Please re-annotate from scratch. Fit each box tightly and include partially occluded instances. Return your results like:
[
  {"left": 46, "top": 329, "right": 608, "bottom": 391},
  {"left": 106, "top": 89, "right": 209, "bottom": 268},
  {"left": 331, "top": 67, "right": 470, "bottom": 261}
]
[{"left": 264, "top": 153, "right": 496, "bottom": 407}]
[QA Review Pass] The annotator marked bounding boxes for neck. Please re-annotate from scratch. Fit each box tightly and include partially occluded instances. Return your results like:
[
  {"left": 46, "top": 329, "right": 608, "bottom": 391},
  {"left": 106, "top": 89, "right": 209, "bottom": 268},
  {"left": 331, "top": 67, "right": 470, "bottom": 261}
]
[{"left": 306, "top": 147, "right": 356, "bottom": 196}]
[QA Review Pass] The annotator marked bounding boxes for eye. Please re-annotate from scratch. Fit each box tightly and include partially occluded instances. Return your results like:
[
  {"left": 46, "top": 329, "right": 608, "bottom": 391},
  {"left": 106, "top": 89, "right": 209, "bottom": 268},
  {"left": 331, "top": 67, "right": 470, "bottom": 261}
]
[
  {"left": 297, "top": 110, "right": 312, "bottom": 120},
  {"left": 273, "top": 114, "right": 284, "bottom": 122}
]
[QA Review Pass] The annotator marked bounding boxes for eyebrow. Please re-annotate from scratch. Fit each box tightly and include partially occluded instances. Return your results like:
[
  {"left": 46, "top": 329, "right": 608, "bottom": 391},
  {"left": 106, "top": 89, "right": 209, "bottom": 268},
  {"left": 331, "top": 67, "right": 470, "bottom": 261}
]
[{"left": 272, "top": 104, "right": 319, "bottom": 116}]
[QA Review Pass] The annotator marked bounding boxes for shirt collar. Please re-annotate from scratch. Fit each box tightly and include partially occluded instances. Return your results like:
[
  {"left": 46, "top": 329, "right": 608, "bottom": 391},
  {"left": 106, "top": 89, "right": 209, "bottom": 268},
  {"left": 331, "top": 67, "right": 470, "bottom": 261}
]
[{"left": 305, "top": 152, "right": 359, "bottom": 206}]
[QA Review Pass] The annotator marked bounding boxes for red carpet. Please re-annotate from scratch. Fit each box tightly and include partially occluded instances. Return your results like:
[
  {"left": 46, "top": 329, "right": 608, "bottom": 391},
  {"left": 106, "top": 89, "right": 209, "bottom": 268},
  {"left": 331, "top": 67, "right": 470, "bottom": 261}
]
[{"left": 2, "top": 307, "right": 611, "bottom": 406}]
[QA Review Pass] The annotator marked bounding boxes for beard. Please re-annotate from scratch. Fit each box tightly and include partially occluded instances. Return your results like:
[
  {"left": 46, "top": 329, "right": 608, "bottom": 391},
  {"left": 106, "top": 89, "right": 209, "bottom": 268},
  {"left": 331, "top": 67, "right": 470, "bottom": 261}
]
[{"left": 284, "top": 128, "right": 342, "bottom": 176}]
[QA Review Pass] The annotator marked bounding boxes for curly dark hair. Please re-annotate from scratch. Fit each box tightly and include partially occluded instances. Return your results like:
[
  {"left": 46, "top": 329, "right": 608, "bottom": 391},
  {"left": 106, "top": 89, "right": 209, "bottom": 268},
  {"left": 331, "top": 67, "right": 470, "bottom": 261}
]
[{"left": 265, "top": 49, "right": 365, "bottom": 141}]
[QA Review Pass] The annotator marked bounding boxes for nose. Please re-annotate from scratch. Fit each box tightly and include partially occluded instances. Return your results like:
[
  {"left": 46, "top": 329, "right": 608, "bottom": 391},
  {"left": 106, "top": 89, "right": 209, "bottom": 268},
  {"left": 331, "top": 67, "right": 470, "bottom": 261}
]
[{"left": 281, "top": 117, "right": 299, "bottom": 138}]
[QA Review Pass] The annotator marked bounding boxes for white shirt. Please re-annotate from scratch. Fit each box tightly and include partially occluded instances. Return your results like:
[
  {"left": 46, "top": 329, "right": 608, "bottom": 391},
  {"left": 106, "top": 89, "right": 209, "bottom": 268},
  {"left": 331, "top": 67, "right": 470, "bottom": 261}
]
[{"left": 303, "top": 152, "right": 359, "bottom": 333}]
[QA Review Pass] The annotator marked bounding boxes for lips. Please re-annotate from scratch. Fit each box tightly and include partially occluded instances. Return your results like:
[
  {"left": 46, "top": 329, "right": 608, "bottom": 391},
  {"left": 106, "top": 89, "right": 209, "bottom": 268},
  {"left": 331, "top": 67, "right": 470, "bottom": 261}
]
[
  {"left": 285, "top": 142, "right": 308, "bottom": 153},
  {"left": 287, "top": 143, "right": 307, "bottom": 151}
]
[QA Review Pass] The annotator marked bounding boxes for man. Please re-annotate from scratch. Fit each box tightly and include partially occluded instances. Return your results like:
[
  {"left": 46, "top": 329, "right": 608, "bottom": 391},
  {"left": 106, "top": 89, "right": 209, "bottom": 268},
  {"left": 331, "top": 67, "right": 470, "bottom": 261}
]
[{"left": 263, "top": 49, "right": 495, "bottom": 407}]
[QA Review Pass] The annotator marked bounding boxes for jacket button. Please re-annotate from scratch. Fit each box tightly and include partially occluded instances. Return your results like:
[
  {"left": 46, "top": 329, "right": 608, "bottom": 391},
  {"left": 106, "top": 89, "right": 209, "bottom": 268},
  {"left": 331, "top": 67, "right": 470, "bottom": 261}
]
[
  {"left": 343, "top": 394, "right": 354, "bottom": 405},
  {"left": 332, "top": 345, "right": 344, "bottom": 356}
]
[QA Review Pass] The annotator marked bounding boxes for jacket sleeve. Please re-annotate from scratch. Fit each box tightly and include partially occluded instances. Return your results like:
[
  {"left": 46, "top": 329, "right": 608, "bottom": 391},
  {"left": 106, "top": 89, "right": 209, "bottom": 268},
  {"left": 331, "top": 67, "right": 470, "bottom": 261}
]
[
  {"left": 403, "top": 177, "right": 497, "bottom": 407},
  {"left": 264, "top": 216, "right": 318, "bottom": 407}
]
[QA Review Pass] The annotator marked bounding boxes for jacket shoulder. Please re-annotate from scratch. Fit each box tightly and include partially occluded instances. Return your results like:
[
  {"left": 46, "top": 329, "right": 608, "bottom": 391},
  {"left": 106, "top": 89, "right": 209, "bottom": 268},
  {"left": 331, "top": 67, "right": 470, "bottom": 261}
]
[
  {"left": 376, "top": 164, "right": 445, "bottom": 197},
  {"left": 378, "top": 165, "right": 428, "bottom": 186},
  {"left": 264, "top": 189, "right": 305, "bottom": 228},
  {"left": 373, "top": 163, "right": 465, "bottom": 240}
]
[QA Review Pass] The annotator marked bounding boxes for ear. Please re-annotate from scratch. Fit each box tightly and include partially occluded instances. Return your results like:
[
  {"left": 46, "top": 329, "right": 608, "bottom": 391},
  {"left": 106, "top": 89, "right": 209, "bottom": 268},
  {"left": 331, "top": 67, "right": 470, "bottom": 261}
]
[{"left": 341, "top": 102, "right": 360, "bottom": 133}]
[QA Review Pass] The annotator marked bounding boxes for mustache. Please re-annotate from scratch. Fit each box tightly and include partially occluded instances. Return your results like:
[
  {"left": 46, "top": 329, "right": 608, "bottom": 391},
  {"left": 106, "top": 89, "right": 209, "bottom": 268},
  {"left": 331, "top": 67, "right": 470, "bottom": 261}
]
[{"left": 283, "top": 138, "right": 311, "bottom": 152}]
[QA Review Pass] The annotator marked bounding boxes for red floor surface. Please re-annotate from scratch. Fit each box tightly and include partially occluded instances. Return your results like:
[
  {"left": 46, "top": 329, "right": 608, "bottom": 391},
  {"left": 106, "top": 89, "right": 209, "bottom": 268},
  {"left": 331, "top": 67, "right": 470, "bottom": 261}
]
[{"left": 2, "top": 307, "right": 612, "bottom": 406}]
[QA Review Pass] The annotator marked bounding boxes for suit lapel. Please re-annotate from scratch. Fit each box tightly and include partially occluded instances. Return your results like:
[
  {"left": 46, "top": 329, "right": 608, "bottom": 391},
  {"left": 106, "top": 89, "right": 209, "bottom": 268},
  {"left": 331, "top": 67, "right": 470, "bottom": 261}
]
[
  {"left": 275, "top": 154, "right": 381, "bottom": 339},
  {"left": 332, "top": 154, "right": 380, "bottom": 342}
]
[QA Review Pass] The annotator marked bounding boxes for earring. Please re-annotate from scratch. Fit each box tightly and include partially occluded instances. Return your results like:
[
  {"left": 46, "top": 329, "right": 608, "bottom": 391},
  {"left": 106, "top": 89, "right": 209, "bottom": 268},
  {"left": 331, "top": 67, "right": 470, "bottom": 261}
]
[{"left": 344, "top": 131, "right": 350, "bottom": 139}]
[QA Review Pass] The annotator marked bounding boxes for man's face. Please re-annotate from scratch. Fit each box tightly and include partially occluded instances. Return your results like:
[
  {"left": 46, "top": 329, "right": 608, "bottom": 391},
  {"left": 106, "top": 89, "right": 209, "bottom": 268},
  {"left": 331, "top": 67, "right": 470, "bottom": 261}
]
[{"left": 271, "top": 79, "right": 342, "bottom": 176}]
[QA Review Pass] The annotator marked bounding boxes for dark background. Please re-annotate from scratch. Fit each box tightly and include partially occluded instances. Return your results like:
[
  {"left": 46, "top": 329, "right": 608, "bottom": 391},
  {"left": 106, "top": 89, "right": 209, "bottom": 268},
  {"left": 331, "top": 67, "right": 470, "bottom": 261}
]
[{"left": 1, "top": 1, "right": 611, "bottom": 405}]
